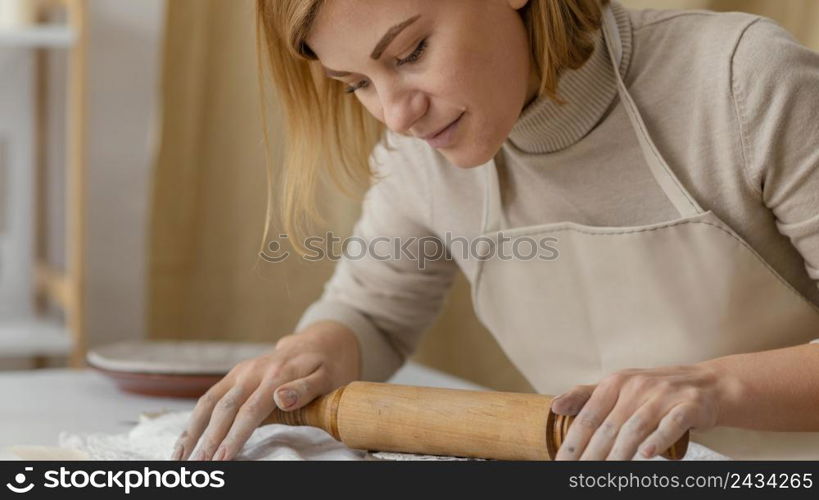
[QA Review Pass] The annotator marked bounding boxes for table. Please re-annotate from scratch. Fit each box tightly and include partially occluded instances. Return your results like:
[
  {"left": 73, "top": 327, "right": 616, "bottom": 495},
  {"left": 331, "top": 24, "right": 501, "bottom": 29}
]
[{"left": 0, "top": 361, "right": 485, "bottom": 454}]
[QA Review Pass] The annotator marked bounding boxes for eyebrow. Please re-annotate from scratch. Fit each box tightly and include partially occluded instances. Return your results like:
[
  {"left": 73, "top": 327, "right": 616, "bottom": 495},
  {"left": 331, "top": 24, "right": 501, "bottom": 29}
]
[{"left": 323, "top": 14, "right": 421, "bottom": 78}]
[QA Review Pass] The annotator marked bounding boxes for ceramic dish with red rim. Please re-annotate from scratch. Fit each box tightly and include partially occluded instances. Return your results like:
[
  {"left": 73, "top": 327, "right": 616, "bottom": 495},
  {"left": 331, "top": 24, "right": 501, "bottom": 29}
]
[{"left": 87, "top": 340, "right": 276, "bottom": 399}]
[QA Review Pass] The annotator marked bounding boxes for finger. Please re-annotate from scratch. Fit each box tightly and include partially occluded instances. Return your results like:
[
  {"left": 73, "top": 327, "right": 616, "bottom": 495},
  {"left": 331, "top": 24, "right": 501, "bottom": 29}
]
[
  {"left": 188, "top": 384, "right": 252, "bottom": 461},
  {"left": 555, "top": 383, "right": 619, "bottom": 460},
  {"left": 274, "top": 363, "right": 331, "bottom": 412},
  {"left": 638, "top": 403, "right": 695, "bottom": 459},
  {"left": 192, "top": 355, "right": 320, "bottom": 461},
  {"left": 173, "top": 381, "right": 230, "bottom": 461},
  {"left": 217, "top": 365, "right": 331, "bottom": 461},
  {"left": 605, "top": 398, "right": 665, "bottom": 461},
  {"left": 550, "top": 384, "right": 595, "bottom": 415},
  {"left": 212, "top": 380, "right": 280, "bottom": 461},
  {"left": 579, "top": 398, "right": 639, "bottom": 461}
]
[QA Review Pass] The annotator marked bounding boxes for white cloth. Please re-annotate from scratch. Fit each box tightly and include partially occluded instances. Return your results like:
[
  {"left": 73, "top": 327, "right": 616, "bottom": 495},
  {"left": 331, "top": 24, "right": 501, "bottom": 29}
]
[
  {"left": 6, "top": 409, "right": 729, "bottom": 461},
  {"left": 56, "top": 410, "right": 365, "bottom": 461}
]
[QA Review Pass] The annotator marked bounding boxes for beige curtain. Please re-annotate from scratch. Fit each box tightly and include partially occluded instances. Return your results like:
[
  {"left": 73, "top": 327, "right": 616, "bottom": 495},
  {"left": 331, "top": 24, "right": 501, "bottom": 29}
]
[
  {"left": 149, "top": 0, "right": 359, "bottom": 344},
  {"left": 148, "top": 1, "right": 819, "bottom": 393}
]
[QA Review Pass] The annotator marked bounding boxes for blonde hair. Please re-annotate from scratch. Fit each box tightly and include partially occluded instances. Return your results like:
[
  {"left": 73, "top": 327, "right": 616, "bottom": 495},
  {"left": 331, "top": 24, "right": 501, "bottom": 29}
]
[{"left": 256, "top": 0, "right": 610, "bottom": 254}]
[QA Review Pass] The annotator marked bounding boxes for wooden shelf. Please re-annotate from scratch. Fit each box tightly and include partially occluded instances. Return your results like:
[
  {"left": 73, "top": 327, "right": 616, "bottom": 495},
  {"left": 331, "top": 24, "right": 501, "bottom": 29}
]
[
  {"left": 1, "top": 0, "right": 88, "bottom": 368},
  {"left": 0, "top": 317, "right": 71, "bottom": 358},
  {"left": 0, "top": 24, "right": 75, "bottom": 48}
]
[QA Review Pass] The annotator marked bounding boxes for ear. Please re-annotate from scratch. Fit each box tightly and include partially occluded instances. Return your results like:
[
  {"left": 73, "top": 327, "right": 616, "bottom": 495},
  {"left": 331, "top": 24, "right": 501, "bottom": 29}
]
[{"left": 506, "top": 0, "right": 529, "bottom": 10}]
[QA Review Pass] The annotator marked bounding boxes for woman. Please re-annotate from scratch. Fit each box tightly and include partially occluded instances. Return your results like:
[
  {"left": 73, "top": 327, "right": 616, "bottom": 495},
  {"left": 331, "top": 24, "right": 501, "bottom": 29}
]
[{"left": 174, "top": 0, "right": 819, "bottom": 461}]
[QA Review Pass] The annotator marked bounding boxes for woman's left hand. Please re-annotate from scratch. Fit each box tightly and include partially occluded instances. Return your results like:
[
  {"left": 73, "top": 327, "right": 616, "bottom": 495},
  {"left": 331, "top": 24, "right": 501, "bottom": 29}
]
[{"left": 551, "top": 364, "right": 725, "bottom": 460}]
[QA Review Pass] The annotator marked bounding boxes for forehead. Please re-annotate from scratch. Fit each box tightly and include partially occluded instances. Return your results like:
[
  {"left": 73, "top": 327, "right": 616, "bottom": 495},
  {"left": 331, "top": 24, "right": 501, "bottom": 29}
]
[{"left": 307, "top": 0, "right": 434, "bottom": 61}]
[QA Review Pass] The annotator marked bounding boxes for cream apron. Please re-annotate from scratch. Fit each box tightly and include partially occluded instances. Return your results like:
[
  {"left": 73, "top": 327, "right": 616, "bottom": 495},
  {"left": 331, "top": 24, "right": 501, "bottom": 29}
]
[{"left": 471, "top": 4, "right": 819, "bottom": 460}]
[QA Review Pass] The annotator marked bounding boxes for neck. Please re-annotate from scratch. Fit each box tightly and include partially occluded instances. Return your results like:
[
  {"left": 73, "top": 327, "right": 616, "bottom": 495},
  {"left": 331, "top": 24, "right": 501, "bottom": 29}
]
[{"left": 506, "top": 1, "right": 632, "bottom": 155}]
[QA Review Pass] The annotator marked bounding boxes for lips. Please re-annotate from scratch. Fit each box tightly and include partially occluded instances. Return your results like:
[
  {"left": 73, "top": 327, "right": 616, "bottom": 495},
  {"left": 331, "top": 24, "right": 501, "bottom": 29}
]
[
  {"left": 421, "top": 112, "right": 465, "bottom": 141},
  {"left": 421, "top": 112, "right": 465, "bottom": 149}
]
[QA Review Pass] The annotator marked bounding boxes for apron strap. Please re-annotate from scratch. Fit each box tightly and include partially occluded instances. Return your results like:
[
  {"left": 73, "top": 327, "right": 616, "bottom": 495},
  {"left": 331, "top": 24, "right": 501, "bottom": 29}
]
[
  {"left": 482, "top": 2, "right": 703, "bottom": 234},
  {"left": 483, "top": 155, "right": 504, "bottom": 234},
  {"left": 600, "top": 5, "right": 703, "bottom": 218}
]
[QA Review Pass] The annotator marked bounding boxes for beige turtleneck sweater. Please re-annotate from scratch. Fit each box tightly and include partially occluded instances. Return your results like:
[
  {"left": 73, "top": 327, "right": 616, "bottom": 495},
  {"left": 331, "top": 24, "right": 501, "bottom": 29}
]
[{"left": 295, "top": 1, "right": 819, "bottom": 383}]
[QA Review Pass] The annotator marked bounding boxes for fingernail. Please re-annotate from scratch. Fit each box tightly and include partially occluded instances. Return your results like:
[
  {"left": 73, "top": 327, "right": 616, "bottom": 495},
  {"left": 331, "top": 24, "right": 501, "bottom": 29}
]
[
  {"left": 641, "top": 444, "right": 656, "bottom": 458},
  {"left": 551, "top": 396, "right": 576, "bottom": 415},
  {"left": 171, "top": 443, "right": 184, "bottom": 461},
  {"left": 213, "top": 446, "right": 226, "bottom": 461},
  {"left": 275, "top": 389, "right": 298, "bottom": 409}
]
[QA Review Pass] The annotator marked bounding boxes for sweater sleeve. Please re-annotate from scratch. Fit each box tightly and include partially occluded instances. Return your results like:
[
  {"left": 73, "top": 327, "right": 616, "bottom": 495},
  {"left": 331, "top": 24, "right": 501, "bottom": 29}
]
[
  {"left": 730, "top": 18, "right": 819, "bottom": 300},
  {"left": 294, "top": 134, "right": 459, "bottom": 382}
]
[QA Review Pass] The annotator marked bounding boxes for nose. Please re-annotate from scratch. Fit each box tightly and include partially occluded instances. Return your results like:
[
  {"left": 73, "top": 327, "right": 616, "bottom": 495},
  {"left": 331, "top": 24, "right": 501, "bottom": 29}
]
[{"left": 377, "top": 78, "right": 427, "bottom": 135}]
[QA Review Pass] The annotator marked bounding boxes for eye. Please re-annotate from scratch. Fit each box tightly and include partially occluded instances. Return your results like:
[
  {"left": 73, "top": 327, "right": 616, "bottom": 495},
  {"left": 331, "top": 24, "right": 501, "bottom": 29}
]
[
  {"left": 343, "top": 38, "right": 428, "bottom": 95},
  {"left": 396, "top": 38, "right": 427, "bottom": 67},
  {"left": 344, "top": 80, "right": 370, "bottom": 94}
]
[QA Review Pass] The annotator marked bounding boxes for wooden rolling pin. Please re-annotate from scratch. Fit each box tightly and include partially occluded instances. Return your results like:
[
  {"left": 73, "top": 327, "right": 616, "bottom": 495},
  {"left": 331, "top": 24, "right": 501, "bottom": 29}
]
[{"left": 263, "top": 381, "right": 689, "bottom": 460}]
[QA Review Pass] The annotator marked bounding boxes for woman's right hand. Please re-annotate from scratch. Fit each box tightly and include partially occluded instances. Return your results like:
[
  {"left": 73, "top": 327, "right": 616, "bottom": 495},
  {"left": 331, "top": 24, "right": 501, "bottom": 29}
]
[{"left": 172, "top": 321, "right": 361, "bottom": 461}]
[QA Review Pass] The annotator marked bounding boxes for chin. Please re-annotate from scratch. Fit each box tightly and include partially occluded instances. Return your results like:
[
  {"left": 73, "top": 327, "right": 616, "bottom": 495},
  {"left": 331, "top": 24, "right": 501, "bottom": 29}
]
[{"left": 441, "top": 143, "right": 500, "bottom": 169}]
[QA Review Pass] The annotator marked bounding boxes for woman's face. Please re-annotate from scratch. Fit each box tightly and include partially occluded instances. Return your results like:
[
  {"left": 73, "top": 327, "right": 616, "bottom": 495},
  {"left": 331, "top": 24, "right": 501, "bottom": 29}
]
[{"left": 306, "top": 0, "right": 537, "bottom": 168}]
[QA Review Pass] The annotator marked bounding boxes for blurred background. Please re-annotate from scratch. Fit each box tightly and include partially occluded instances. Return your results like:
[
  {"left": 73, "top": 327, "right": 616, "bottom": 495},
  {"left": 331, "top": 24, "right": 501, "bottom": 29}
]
[{"left": 1, "top": 0, "right": 817, "bottom": 392}]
